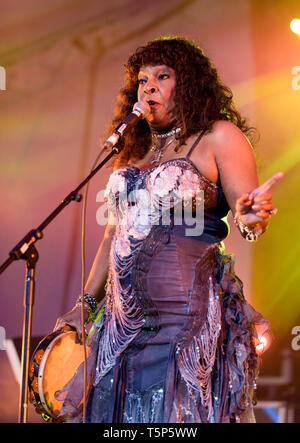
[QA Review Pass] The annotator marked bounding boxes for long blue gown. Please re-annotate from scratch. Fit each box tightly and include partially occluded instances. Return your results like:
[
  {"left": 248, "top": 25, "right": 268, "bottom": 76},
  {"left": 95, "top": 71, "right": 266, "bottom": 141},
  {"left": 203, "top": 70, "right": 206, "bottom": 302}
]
[{"left": 57, "top": 132, "right": 269, "bottom": 423}]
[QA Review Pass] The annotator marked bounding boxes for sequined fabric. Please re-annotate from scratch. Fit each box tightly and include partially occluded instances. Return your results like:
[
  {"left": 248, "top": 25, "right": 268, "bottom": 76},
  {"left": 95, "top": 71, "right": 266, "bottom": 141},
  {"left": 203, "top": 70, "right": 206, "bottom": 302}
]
[{"left": 56, "top": 158, "right": 269, "bottom": 423}]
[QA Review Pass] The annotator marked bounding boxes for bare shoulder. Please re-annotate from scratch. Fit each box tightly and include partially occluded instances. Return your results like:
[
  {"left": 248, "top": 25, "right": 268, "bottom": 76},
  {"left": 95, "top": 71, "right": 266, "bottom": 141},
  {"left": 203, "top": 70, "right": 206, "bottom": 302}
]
[
  {"left": 207, "top": 120, "right": 255, "bottom": 166},
  {"left": 207, "top": 120, "right": 257, "bottom": 177},
  {"left": 206, "top": 120, "right": 254, "bottom": 159}
]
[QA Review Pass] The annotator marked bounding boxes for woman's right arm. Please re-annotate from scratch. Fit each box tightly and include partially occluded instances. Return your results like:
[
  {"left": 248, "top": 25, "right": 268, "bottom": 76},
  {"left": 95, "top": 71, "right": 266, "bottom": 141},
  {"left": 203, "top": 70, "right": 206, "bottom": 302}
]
[
  {"left": 84, "top": 223, "right": 116, "bottom": 301},
  {"left": 53, "top": 223, "right": 116, "bottom": 337}
]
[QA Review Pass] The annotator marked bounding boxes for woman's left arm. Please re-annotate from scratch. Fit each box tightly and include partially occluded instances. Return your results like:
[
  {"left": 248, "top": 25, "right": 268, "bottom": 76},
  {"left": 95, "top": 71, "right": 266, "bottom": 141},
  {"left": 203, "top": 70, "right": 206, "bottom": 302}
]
[{"left": 211, "top": 121, "right": 283, "bottom": 239}]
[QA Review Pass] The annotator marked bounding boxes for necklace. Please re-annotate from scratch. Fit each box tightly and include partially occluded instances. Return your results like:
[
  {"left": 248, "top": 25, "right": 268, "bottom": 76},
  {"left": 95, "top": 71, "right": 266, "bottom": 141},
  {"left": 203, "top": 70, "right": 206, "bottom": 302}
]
[
  {"left": 151, "top": 127, "right": 182, "bottom": 139},
  {"left": 150, "top": 127, "right": 181, "bottom": 164}
]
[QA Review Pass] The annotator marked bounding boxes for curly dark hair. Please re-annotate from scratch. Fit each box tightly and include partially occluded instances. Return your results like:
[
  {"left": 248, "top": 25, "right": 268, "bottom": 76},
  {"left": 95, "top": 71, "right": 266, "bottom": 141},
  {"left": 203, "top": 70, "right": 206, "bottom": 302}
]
[{"left": 105, "top": 36, "right": 257, "bottom": 170}]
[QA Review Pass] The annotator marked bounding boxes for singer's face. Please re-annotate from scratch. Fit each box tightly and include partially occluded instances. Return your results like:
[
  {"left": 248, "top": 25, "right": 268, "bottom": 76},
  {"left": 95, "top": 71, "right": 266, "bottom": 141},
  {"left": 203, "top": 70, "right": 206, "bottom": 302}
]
[{"left": 137, "top": 65, "right": 176, "bottom": 130}]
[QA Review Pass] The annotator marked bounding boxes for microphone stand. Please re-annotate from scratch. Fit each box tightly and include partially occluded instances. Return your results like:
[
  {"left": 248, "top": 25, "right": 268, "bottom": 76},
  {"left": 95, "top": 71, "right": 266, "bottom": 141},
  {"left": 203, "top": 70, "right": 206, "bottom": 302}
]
[{"left": 0, "top": 143, "right": 121, "bottom": 423}]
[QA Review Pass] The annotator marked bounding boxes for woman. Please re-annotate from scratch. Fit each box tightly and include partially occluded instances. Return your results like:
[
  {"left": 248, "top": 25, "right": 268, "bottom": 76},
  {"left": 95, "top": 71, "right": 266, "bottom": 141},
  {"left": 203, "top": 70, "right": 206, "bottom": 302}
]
[{"left": 54, "top": 37, "right": 283, "bottom": 423}]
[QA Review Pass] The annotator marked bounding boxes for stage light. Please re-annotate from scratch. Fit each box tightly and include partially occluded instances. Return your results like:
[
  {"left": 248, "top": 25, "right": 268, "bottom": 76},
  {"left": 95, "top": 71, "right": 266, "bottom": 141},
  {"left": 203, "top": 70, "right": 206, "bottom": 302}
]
[
  {"left": 290, "top": 18, "right": 300, "bottom": 36},
  {"left": 256, "top": 335, "right": 269, "bottom": 355}
]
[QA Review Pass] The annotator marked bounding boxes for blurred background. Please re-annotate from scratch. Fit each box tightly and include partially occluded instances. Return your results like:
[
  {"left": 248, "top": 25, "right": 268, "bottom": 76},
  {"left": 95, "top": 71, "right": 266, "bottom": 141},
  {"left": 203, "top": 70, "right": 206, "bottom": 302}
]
[{"left": 0, "top": 0, "right": 299, "bottom": 423}]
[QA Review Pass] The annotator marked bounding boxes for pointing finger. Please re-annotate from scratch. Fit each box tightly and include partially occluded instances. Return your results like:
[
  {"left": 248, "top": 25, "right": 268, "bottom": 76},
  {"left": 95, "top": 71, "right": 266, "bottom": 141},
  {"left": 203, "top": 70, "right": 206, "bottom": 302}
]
[
  {"left": 259, "top": 172, "right": 283, "bottom": 193},
  {"left": 250, "top": 172, "right": 284, "bottom": 199}
]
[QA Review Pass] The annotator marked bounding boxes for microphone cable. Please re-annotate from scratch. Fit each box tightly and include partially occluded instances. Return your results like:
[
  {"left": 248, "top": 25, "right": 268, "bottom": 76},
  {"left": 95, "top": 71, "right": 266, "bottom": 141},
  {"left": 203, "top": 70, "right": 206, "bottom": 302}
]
[{"left": 79, "top": 145, "right": 108, "bottom": 423}]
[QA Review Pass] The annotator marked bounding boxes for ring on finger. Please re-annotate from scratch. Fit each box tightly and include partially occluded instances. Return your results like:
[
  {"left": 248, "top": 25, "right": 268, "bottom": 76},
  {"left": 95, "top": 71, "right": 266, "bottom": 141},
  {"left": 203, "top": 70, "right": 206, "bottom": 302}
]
[{"left": 269, "top": 208, "right": 277, "bottom": 215}]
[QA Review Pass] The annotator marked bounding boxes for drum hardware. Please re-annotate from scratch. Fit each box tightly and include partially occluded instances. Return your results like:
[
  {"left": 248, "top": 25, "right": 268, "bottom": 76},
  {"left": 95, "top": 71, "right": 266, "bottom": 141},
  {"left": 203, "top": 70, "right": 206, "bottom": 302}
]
[{"left": 28, "top": 326, "right": 90, "bottom": 422}]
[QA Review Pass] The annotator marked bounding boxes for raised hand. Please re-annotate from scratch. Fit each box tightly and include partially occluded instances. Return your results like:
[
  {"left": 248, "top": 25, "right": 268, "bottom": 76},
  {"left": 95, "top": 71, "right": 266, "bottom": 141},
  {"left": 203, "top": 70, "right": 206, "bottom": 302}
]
[{"left": 235, "top": 172, "right": 284, "bottom": 230}]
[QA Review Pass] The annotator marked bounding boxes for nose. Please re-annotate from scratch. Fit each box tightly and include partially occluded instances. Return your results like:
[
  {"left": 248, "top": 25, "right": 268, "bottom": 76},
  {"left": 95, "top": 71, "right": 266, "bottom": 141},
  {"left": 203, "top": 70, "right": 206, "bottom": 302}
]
[{"left": 144, "top": 84, "right": 158, "bottom": 95}]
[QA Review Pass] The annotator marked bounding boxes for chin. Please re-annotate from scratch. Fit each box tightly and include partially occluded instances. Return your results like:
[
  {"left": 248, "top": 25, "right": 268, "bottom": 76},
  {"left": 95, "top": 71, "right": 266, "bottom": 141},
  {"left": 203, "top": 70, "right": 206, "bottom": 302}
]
[{"left": 148, "top": 119, "right": 173, "bottom": 131}]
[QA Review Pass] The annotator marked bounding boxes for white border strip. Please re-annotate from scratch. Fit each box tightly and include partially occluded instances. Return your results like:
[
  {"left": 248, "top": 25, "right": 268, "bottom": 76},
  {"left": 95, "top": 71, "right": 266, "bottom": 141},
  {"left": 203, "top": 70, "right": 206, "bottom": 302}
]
[{"left": 5, "top": 339, "right": 21, "bottom": 385}]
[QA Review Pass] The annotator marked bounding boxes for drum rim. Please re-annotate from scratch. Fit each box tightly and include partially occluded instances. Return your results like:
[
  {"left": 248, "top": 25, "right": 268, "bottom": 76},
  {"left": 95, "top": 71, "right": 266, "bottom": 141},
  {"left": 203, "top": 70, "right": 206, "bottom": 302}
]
[
  {"left": 28, "top": 328, "right": 63, "bottom": 417},
  {"left": 36, "top": 330, "right": 77, "bottom": 418}
]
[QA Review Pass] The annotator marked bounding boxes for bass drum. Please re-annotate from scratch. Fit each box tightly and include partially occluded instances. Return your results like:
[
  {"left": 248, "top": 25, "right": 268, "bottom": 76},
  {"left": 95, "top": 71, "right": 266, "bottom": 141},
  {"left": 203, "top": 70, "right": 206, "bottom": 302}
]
[{"left": 28, "top": 327, "right": 90, "bottom": 422}]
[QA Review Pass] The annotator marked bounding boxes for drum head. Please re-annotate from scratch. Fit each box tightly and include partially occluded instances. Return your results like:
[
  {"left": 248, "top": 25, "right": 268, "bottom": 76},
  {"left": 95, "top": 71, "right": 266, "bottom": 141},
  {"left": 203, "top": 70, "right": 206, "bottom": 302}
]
[{"left": 29, "top": 329, "right": 90, "bottom": 421}]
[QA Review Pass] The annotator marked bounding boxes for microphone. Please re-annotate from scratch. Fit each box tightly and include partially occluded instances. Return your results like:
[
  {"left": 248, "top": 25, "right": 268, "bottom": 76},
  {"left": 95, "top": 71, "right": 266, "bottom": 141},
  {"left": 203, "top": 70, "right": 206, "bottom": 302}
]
[{"left": 104, "top": 101, "right": 149, "bottom": 149}]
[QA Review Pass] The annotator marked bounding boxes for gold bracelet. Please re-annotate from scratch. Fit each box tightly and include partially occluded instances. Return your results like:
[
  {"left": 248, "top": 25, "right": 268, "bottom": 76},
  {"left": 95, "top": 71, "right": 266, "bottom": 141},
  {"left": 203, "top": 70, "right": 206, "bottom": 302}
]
[{"left": 233, "top": 214, "right": 260, "bottom": 242}]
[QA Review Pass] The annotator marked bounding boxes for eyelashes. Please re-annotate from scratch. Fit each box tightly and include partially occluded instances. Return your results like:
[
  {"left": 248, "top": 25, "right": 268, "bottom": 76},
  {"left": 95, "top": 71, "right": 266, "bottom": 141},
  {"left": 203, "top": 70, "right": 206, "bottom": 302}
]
[{"left": 137, "top": 74, "right": 170, "bottom": 85}]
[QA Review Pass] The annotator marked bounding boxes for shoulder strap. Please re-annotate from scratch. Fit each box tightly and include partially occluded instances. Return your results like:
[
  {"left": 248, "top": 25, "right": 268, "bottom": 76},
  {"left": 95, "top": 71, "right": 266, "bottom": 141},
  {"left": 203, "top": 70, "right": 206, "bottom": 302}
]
[{"left": 186, "top": 130, "right": 206, "bottom": 159}]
